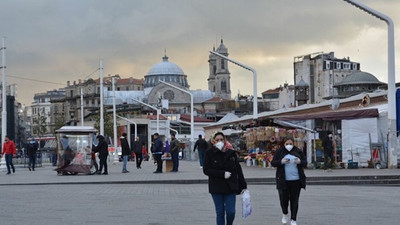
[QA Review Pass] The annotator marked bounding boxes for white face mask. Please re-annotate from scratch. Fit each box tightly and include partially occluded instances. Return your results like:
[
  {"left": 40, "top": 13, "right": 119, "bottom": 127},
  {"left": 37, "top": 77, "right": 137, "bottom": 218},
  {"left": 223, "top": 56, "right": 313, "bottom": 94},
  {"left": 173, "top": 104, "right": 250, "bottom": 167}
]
[
  {"left": 214, "top": 141, "right": 225, "bottom": 151},
  {"left": 285, "top": 144, "right": 294, "bottom": 151}
]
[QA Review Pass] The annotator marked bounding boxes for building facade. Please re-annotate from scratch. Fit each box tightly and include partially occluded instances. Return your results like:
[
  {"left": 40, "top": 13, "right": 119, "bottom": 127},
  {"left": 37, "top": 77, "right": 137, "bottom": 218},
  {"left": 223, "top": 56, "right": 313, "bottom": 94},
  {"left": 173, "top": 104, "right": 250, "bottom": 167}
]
[{"left": 293, "top": 52, "right": 360, "bottom": 104}]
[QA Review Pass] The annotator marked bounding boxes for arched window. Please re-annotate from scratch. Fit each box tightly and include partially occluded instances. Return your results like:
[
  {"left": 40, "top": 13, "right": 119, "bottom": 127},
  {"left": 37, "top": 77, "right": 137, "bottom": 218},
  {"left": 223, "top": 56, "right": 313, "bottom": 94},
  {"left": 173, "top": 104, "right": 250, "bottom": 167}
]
[
  {"left": 221, "top": 59, "right": 225, "bottom": 70},
  {"left": 221, "top": 80, "right": 227, "bottom": 92}
]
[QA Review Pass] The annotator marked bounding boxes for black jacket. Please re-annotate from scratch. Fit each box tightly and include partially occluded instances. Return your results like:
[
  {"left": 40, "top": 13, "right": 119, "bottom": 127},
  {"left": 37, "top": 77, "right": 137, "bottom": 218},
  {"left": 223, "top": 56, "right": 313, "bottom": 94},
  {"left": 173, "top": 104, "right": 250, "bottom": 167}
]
[
  {"left": 132, "top": 141, "right": 142, "bottom": 154},
  {"left": 203, "top": 147, "right": 247, "bottom": 195},
  {"left": 194, "top": 138, "right": 208, "bottom": 152},
  {"left": 26, "top": 141, "right": 38, "bottom": 156},
  {"left": 120, "top": 137, "right": 130, "bottom": 156},
  {"left": 92, "top": 139, "right": 109, "bottom": 157},
  {"left": 271, "top": 145, "right": 307, "bottom": 190}
]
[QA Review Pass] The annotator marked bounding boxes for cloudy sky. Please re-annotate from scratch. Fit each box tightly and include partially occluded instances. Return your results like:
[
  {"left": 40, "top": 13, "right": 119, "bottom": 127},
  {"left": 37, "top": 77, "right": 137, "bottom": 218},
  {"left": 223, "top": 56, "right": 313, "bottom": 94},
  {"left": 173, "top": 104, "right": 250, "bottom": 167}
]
[{"left": 1, "top": 0, "right": 400, "bottom": 106}]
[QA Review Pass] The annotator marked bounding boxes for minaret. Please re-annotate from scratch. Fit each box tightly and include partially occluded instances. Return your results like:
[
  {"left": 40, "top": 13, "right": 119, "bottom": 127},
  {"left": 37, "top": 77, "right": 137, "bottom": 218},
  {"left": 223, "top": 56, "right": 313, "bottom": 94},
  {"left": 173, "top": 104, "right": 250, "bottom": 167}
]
[
  {"left": 208, "top": 45, "right": 217, "bottom": 93},
  {"left": 210, "top": 39, "right": 231, "bottom": 99}
]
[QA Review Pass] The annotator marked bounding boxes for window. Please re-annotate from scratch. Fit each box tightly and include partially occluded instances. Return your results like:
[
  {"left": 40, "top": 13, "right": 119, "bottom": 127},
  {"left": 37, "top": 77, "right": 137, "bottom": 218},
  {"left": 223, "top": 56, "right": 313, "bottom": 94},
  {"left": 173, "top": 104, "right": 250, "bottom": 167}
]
[
  {"left": 343, "top": 63, "right": 350, "bottom": 69},
  {"left": 221, "top": 59, "right": 225, "bottom": 70},
  {"left": 352, "top": 63, "right": 357, "bottom": 70},
  {"left": 325, "top": 61, "right": 330, "bottom": 70},
  {"left": 213, "top": 65, "right": 217, "bottom": 75},
  {"left": 221, "top": 80, "right": 227, "bottom": 92},
  {"left": 336, "top": 62, "right": 341, "bottom": 69}
]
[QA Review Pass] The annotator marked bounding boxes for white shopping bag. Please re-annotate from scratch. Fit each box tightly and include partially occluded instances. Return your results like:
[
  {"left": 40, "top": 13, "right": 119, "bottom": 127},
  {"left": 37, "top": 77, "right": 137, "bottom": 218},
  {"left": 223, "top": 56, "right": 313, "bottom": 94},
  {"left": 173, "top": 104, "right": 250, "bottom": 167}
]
[{"left": 241, "top": 189, "right": 252, "bottom": 218}]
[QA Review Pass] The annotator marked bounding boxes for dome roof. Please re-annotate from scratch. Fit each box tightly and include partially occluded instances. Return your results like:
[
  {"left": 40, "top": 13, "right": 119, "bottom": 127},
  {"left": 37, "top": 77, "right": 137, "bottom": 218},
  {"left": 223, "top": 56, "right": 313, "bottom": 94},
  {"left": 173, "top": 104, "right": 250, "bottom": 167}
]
[
  {"left": 216, "top": 39, "right": 228, "bottom": 54},
  {"left": 335, "top": 71, "right": 384, "bottom": 86},
  {"left": 147, "top": 55, "right": 185, "bottom": 76},
  {"left": 295, "top": 77, "right": 309, "bottom": 87}
]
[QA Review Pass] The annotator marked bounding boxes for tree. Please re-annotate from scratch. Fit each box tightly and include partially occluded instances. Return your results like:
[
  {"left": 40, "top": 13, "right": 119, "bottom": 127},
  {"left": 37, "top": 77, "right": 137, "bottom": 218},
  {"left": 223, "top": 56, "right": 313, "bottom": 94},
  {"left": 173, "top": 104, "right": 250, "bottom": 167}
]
[
  {"left": 93, "top": 106, "right": 116, "bottom": 139},
  {"left": 32, "top": 112, "right": 48, "bottom": 137}
]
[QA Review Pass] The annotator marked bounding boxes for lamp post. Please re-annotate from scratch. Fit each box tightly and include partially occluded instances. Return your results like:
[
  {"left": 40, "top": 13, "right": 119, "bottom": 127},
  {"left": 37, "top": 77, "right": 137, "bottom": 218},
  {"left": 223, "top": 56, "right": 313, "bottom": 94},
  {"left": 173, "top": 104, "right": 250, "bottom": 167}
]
[
  {"left": 210, "top": 51, "right": 258, "bottom": 120},
  {"left": 132, "top": 99, "right": 160, "bottom": 134},
  {"left": 159, "top": 80, "right": 194, "bottom": 142},
  {"left": 99, "top": 60, "right": 104, "bottom": 136},
  {"left": 343, "top": 0, "right": 397, "bottom": 168},
  {"left": 1, "top": 37, "right": 7, "bottom": 146},
  {"left": 80, "top": 88, "right": 84, "bottom": 126},
  {"left": 112, "top": 76, "right": 119, "bottom": 163},
  {"left": 117, "top": 115, "right": 137, "bottom": 139}
]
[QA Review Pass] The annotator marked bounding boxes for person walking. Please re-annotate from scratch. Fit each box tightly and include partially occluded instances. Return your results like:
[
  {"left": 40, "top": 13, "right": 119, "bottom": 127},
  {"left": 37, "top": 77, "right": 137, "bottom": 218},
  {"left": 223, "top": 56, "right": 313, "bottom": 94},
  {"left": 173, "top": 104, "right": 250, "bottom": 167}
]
[
  {"left": 169, "top": 133, "right": 180, "bottom": 172},
  {"left": 203, "top": 132, "right": 247, "bottom": 225},
  {"left": 120, "top": 133, "right": 131, "bottom": 173},
  {"left": 132, "top": 136, "right": 143, "bottom": 169},
  {"left": 193, "top": 134, "right": 208, "bottom": 168},
  {"left": 26, "top": 137, "right": 38, "bottom": 171},
  {"left": 2, "top": 136, "right": 17, "bottom": 175},
  {"left": 151, "top": 133, "right": 164, "bottom": 173},
  {"left": 271, "top": 137, "right": 307, "bottom": 225},
  {"left": 92, "top": 135, "right": 109, "bottom": 175},
  {"left": 322, "top": 131, "right": 334, "bottom": 171}
]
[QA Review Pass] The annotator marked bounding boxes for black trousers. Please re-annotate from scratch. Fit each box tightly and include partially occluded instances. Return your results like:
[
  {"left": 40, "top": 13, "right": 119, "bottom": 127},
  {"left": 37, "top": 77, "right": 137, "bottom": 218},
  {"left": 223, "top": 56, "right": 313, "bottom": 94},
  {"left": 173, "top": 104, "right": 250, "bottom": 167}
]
[
  {"left": 278, "top": 180, "right": 302, "bottom": 221},
  {"left": 324, "top": 152, "right": 334, "bottom": 169},
  {"left": 135, "top": 152, "right": 143, "bottom": 168},
  {"left": 99, "top": 155, "right": 108, "bottom": 173},
  {"left": 154, "top": 154, "right": 162, "bottom": 172}
]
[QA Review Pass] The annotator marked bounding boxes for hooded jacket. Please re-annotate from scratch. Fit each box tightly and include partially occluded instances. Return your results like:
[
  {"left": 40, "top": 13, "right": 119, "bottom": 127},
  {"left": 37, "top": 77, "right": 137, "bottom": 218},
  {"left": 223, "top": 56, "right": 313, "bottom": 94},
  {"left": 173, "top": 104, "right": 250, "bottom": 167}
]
[
  {"left": 271, "top": 145, "right": 307, "bottom": 190},
  {"left": 120, "top": 136, "right": 131, "bottom": 156}
]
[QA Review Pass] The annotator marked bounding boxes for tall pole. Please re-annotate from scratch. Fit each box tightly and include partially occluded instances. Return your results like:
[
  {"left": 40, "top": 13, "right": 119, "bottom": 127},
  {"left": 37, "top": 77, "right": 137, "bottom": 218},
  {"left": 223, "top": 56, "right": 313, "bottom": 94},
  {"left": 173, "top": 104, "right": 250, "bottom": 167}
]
[
  {"left": 343, "top": 0, "right": 397, "bottom": 168},
  {"left": 1, "top": 37, "right": 7, "bottom": 146},
  {"left": 159, "top": 80, "right": 194, "bottom": 141},
  {"left": 99, "top": 60, "right": 104, "bottom": 135},
  {"left": 112, "top": 77, "right": 118, "bottom": 163},
  {"left": 80, "top": 88, "right": 84, "bottom": 126},
  {"left": 210, "top": 51, "right": 258, "bottom": 120}
]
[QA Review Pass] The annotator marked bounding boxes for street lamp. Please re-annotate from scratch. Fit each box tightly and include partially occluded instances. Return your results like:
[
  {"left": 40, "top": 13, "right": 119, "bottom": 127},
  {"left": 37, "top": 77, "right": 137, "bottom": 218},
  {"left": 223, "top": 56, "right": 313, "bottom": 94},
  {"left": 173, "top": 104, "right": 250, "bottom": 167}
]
[
  {"left": 117, "top": 115, "right": 137, "bottom": 140},
  {"left": 159, "top": 80, "right": 194, "bottom": 142},
  {"left": 209, "top": 51, "right": 258, "bottom": 120},
  {"left": 343, "top": 0, "right": 397, "bottom": 168},
  {"left": 1, "top": 37, "right": 7, "bottom": 146},
  {"left": 132, "top": 99, "right": 160, "bottom": 134},
  {"left": 99, "top": 60, "right": 104, "bottom": 136},
  {"left": 112, "top": 76, "right": 119, "bottom": 163}
]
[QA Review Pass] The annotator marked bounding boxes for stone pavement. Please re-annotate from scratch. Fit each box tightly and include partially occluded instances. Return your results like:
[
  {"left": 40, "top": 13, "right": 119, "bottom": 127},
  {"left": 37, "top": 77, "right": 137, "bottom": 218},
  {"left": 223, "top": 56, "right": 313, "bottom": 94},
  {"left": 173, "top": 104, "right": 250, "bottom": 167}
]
[
  {"left": 0, "top": 159, "right": 399, "bottom": 185},
  {"left": 0, "top": 160, "right": 399, "bottom": 225}
]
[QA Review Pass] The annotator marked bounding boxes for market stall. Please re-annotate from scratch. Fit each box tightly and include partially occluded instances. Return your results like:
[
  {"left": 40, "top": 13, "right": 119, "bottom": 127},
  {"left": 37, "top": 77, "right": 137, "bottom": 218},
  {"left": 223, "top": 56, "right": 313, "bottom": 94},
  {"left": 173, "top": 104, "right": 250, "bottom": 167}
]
[{"left": 242, "top": 126, "right": 307, "bottom": 168}]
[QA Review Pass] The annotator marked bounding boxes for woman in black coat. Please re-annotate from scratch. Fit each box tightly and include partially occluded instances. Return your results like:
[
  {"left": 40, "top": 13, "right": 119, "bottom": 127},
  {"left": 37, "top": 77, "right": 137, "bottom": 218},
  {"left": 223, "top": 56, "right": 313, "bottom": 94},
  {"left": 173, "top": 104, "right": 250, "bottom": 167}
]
[
  {"left": 271, "top": 137, "right": 307, "bottom": 225},
  {"left": 203, "top": 132, "right": 247, "bottom": 225}
]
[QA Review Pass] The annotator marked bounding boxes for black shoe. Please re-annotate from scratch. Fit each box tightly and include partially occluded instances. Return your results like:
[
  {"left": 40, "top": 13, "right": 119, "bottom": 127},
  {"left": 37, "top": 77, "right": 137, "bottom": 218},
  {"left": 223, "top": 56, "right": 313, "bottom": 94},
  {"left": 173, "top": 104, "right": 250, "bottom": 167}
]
[
  {"left": 28, "top": 167, "right": 31, "bottom": 171},
  {"left": 6, "top": 172, "right": 11, "bottom": 175},
  {"left": 153, "top": 171, "right": 162, "bottom": 173},
  {"left": 102, "top": 172, "right": 108, "bottom": 175},
  {"left": 96, "top": 171, "right": 102, "bottom": 175},
  {"left": 12, "top": 168, "right": 15, "bottom": 173}
]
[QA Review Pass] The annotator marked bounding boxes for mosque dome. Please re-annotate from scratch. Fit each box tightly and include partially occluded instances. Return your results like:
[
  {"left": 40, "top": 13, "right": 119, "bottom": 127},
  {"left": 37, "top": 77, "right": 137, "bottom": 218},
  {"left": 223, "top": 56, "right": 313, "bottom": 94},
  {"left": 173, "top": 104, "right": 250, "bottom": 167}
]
[
  {"left": 334, "top": 71, "right": 384, "bottom": 86},
  {"left": 144, "top": 54, "right": 189, "bottom": 88}
]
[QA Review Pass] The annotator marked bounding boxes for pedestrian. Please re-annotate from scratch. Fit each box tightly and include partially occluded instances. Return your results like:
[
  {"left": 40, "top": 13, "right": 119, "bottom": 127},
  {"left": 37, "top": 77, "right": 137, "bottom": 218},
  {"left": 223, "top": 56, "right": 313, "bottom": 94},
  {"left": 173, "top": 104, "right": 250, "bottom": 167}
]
[
  {"left": 2, "top": 135, "right": 17, "bottom": 175},
  {"left": 169, "top": 133, "right": 180, "bottom": 172},
  {"left": 271, "top": 137, "right": 307, "bottom": 225},
  {"left": 193, "top": 134, "right": 208, "bottom": 169},
  {"left": 120, "top": 133, "right": 131, "bottom": 173},
  {"left": 26, "top": 137, "right": 38, "bottom": 171},
  {"left": 151, "top": 133, "right": 164, "bottom": 173},
  {"left": 322, "top": 131, "right": 334, "bottom": 171},
  {"left": 203, "top": 132, "right": 247, "bottom": 225},
  {"left": 92, "top": 135, "right": 109, "bottom": 175},
  {"left": 132, "top": 136, "right": 143, "bottom": 169}
]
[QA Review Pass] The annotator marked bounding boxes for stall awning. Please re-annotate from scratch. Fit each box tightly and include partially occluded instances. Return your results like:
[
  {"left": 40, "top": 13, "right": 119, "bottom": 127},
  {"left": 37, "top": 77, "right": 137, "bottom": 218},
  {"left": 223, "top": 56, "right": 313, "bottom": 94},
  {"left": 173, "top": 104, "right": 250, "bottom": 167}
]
[
  {"left": 272, "top": 108, "right": 379, "bottom": 121},
  {"left": 273, "top": 119, "right": 316, "bottom": 133}
]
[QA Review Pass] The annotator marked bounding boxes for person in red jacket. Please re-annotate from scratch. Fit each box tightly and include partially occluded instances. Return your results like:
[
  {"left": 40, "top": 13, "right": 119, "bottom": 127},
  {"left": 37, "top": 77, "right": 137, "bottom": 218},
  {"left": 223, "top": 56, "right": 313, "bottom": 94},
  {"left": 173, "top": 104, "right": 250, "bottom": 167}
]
[{"left": 2, "top": 135, "right": 17, "bottom": 174}]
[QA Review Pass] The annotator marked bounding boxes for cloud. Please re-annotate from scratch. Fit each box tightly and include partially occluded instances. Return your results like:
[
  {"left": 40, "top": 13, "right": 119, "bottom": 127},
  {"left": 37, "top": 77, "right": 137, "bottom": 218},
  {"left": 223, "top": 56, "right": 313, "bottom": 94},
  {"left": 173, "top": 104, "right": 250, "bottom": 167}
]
[{"left": 1, "top": 0, "right": 399, "bottom": 105}]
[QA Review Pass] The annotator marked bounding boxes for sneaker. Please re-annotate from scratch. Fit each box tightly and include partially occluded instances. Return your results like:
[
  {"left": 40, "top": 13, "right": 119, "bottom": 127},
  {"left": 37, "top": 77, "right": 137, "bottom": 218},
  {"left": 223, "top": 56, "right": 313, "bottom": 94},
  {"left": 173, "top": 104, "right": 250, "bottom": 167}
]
[
  {"left": 290, "top": 220, "right": 297, "bottom": 225},
  {"left": 282, "top": 214, "right": 289, "bottom": 224}
]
